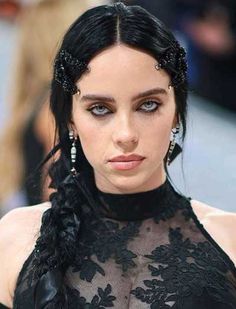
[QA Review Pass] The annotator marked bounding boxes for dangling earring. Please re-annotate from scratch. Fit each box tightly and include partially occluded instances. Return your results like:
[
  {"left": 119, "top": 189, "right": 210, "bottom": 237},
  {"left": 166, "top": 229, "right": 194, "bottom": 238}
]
[
  {"left": 167, "top": 124, "right": 180, "bottom": 166},
  {"left": 69, "top": 130, "right": 77, "bottom": 176}
]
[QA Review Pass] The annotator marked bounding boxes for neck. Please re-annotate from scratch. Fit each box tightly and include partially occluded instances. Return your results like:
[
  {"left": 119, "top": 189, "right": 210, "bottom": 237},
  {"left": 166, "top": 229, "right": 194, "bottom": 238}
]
[{"left": 93, "top": 177, "right": 181, "bottom": 221}]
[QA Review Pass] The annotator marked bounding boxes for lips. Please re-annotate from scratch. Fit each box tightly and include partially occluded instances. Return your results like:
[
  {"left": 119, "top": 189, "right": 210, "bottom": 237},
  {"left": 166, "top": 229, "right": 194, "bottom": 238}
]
[
  {"left": 109, "top": 154, "right": 145, "bottom": 162},
  {"left": 108, "top": 154, "right": 145, "bottom": 171}
]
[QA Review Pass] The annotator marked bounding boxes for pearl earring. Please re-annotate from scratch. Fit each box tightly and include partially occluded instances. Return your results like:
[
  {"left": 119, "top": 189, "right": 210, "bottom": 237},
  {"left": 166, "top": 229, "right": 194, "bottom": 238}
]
[
  {"left": 69, "top": 130, "right": 77, "bottom": 176},
  {"left": 167, "top": 124, "right": 180, "bottom": 166}
]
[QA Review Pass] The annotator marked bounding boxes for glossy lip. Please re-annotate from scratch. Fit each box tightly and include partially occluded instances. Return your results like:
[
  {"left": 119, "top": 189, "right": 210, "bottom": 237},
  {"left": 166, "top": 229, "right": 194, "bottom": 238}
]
[
  {"left": 108, "top": 154, "right": 145, "bottom": 171},
  {"left": 108, "top": 154, "right": 145, "bottom": 162}
]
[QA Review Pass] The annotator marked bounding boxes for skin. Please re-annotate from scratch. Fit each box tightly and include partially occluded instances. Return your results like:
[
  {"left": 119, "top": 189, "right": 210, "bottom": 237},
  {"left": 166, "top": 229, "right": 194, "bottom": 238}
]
[
  {"left": 72, "top": 44, "right": 177, "bottom": 193},
  {"left": 0, "top": 44, "right": 235, "bottom": 308}
]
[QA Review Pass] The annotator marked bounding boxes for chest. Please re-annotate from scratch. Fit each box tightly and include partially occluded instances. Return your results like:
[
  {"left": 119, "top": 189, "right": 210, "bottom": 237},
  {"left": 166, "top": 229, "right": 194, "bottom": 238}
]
[{"left": 63, "top": 219, "right": 236, "bottom": 308}]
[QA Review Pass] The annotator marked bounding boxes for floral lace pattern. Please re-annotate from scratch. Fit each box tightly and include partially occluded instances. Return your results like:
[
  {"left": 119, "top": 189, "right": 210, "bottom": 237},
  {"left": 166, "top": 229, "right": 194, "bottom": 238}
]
[
  {"left": 131, "top": 227, "right": 236, "bottom": 308},
  {"left": 66, "top": 284, "right": 116, "bottom": 309},
  {"left": 13, "top": 178, "right": 236, "bottom": 308},
  {"left": 72, "top": 219, "right": 141, "bottom": 282}
]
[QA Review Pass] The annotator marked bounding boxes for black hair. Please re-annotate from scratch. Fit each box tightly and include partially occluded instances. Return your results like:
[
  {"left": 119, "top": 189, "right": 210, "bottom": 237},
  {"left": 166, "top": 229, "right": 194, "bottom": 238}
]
[{"left": 32, "top": 2, "right": 188, "bottom": 307}]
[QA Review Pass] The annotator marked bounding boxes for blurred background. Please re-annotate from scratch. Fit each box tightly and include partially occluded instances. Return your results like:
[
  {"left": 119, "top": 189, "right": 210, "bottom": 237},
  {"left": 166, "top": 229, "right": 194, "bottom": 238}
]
[{"left": 0, "top": 0, "right": 235, "bottom": 218}]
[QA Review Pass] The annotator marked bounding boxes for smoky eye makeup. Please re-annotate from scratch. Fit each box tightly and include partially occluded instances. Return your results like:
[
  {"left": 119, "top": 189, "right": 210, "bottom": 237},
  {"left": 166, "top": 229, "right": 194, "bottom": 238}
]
[
  {"left": 139, "top": 100, "right": 162, "bottom": 112},
  {"left": 87, "top": 104, "right": 111, "bottom": 117},
  {"left": 86, "top": 98, "right": 163, "bottom": 117}
]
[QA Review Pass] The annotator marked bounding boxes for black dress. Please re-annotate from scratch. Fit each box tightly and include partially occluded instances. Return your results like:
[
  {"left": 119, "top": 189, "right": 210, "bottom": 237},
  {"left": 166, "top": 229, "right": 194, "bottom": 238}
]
[{"left": 12, "top": 176, "right": 236, "bottom": 308}]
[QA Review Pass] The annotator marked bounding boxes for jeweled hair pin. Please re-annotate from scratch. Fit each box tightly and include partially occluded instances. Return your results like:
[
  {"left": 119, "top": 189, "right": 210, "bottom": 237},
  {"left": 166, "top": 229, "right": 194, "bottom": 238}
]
[
  {"left": 54, "top": 50, "right": 88, "bottom": 95},
  {"left": 155, "top": 41, "right": 188, "bottom": 87},
  {"left": 54, "top": 41, "right": 187, "bottom": 94}
]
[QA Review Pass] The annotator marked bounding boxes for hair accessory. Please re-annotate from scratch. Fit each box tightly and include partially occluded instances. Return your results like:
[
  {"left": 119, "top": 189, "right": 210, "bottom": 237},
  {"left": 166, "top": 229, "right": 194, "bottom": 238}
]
[
  {"left": 155, "top": 41, "right": 188, "bottom": 88},
  {"left": 167, "top": 124, "right": 180, "bottom": 165},
  {"left": 54, "top": 50, "right": 88, "bottom": 95},
  {"left": 69, "top": 130, "right": 77, "bottom": 176}
]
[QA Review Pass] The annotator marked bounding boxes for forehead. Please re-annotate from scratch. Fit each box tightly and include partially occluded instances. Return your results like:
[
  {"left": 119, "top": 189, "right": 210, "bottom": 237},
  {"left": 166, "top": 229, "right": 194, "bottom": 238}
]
[{"left": 77, "top": 44, "right": 170, "bottom": 95}]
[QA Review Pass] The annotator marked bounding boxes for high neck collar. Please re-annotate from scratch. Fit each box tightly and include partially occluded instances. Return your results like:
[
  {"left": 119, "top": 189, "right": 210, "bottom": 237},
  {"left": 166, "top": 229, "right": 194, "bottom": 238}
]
[{"left": 92, "top": 177, "right": 181, "bottom": 221}]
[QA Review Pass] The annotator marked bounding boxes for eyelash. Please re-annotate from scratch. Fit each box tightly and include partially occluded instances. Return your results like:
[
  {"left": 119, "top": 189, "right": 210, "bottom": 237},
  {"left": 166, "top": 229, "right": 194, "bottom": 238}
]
[{"left": 87, "top": 100, "right": 161, "bottom": 117}]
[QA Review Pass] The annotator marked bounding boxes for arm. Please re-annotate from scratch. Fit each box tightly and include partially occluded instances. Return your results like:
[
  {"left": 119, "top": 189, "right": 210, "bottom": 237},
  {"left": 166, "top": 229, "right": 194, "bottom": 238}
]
[{"left": 0, "top": 203, "right": 50, "bottom": 308}]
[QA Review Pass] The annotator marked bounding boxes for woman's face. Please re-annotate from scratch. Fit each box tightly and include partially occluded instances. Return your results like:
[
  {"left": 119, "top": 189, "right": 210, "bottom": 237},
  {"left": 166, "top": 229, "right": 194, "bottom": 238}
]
[{"left": 72, "top": 44, "right": 177, "bottom": 193}]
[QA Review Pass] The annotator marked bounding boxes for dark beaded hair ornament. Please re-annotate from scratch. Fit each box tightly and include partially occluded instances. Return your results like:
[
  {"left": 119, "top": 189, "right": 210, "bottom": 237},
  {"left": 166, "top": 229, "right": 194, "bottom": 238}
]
[
  {"left": 54, "top": 41, "right": 187, "bottom": 94},
  {"left": 54, "top": 50, "right": 88, "bottom": 95},
  {"left": 155, "top": 41, "right": 188, "bottom": 88}
]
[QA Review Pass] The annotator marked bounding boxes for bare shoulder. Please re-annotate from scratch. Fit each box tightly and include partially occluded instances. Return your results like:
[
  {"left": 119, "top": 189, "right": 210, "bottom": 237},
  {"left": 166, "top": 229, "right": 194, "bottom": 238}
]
[
  {"left": 191, "top": 199, "right": 236, "bottom": 222},
  {"left": 0, "top": 202, "right": 51, "bottom": 308},
  {"left": 191, "top": 199, "right": 236, "bottom": 265}
]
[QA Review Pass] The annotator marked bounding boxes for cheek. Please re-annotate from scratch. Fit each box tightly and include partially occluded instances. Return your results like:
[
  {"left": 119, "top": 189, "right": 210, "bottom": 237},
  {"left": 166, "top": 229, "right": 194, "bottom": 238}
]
[
  {"left": 144, "top": 117, "right": 172, "bottom": 158},
  {"left": 73, "top": 112, "right": 106, "bottom": 163}
]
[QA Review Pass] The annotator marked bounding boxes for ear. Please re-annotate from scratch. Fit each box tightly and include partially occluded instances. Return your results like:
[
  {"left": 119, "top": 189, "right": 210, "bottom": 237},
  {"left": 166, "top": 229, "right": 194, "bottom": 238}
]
[
  {"left": 172, "top": 113, "right": 179, "bottom": 129},
  {"left": 68, "top": 120, "right": 78, "bottom": 136},
  {"left": 70, "top": 94, "right": 80, "bottom": 135}
]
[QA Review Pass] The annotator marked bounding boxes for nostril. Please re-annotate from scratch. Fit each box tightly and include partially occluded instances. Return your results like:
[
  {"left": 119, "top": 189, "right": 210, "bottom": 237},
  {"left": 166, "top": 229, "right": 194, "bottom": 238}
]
[{"left": 116, "top": 136, "right": 138, "bottom": 144}]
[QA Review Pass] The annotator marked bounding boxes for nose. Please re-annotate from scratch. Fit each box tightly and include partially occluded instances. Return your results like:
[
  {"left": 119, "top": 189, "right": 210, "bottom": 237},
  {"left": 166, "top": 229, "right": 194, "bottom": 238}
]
[{"left": 112, "top": 115, "right": 138, "bottom": 148}]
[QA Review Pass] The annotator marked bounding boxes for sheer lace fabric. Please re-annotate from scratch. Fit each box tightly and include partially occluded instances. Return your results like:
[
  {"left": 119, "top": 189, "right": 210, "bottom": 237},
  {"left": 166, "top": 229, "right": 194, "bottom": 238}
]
[{"left": 13, "top": 178, "right": 236, "bottom": 308}]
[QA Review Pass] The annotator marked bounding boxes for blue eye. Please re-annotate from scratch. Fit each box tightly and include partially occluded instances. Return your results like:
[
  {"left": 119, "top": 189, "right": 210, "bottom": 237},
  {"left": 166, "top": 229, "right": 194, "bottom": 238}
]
[
  {"left": 88, "top": 104, "right": 111, "bottom": 116},
  {"left": 139, "top": 100, "right": 160, "bottom": 113}
]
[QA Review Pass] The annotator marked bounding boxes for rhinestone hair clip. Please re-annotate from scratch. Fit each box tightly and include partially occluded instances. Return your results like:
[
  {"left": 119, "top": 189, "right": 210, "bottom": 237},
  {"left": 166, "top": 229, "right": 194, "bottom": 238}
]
[
  {"left": 155, "top": 41, "right": 188, "bottom": 87},
  {"left": 54, "top": 50, "right": 88, "bottom": 95},
  {"left": 54, "top": 41, "right": 187, "bottom": 94}
]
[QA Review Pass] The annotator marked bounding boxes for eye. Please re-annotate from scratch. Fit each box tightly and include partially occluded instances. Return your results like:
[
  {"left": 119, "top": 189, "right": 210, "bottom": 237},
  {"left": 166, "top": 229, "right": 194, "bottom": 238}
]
[
  {"left": 139, "top": 100, "right": 161, "bottom": 113},
  {"left": 87, "top": 104, "right": 111, "bottom": 117}
]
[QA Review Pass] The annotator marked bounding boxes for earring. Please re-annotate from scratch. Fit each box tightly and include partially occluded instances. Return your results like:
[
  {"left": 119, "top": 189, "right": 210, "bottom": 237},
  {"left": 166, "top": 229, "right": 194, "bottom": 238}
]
[
  {"left": 69, "top": 130, "right": 77, "bottom": 176},
  {"left": 167, "top": 124, "right": 180, "bottom": 166}
]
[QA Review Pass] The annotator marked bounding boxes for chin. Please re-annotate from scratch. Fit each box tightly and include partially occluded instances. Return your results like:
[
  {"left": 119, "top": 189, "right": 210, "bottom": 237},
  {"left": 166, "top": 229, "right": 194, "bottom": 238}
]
[
  {"left": 107, "top": 173, "right": 149, "bottom": 194},
  {"left": 94, "top": 162, "right": 160, "bottom": 193}
]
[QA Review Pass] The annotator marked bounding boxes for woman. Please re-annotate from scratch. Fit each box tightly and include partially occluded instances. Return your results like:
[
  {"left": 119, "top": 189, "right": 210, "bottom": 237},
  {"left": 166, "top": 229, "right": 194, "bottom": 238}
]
[{"left": 0, "top": 2, "right": 236, "bottom": 308}]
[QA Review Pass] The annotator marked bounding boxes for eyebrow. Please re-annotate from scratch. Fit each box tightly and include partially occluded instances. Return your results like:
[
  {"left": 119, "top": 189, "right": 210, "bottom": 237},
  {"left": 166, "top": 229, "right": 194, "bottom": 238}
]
[{"left": 80, "top": 87, "right": 168, "bottom": 103}]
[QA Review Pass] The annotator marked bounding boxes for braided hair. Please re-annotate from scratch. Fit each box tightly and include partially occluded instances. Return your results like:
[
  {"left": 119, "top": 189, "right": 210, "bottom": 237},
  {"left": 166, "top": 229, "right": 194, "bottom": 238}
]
[{"left": 32, "top": 2, "right": 188, "bottom": 307}]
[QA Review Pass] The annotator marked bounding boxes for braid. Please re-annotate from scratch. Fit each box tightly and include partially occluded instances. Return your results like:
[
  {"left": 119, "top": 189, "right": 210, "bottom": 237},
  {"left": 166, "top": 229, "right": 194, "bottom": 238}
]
[
  {"left": 32, "top": 173, "right": 84, "bottom": 308},
  {"left": 31, "top": 135, "right": 99, "bottom": 308}
]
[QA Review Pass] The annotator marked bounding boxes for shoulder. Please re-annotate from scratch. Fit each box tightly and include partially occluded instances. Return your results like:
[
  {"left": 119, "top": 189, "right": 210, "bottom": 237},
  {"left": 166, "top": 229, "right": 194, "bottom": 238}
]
[
  {"left": 190, "top": 199, "right": 226, "bottom": 219},
  {"left": 190, "top": 199, "right": 236, "bottom": 222},
  {"left": 190, "top": 199, "right": 236, "bottom": 265},
  {"left": 0, "top": 202, "right": 51, "bottom": 308}
]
